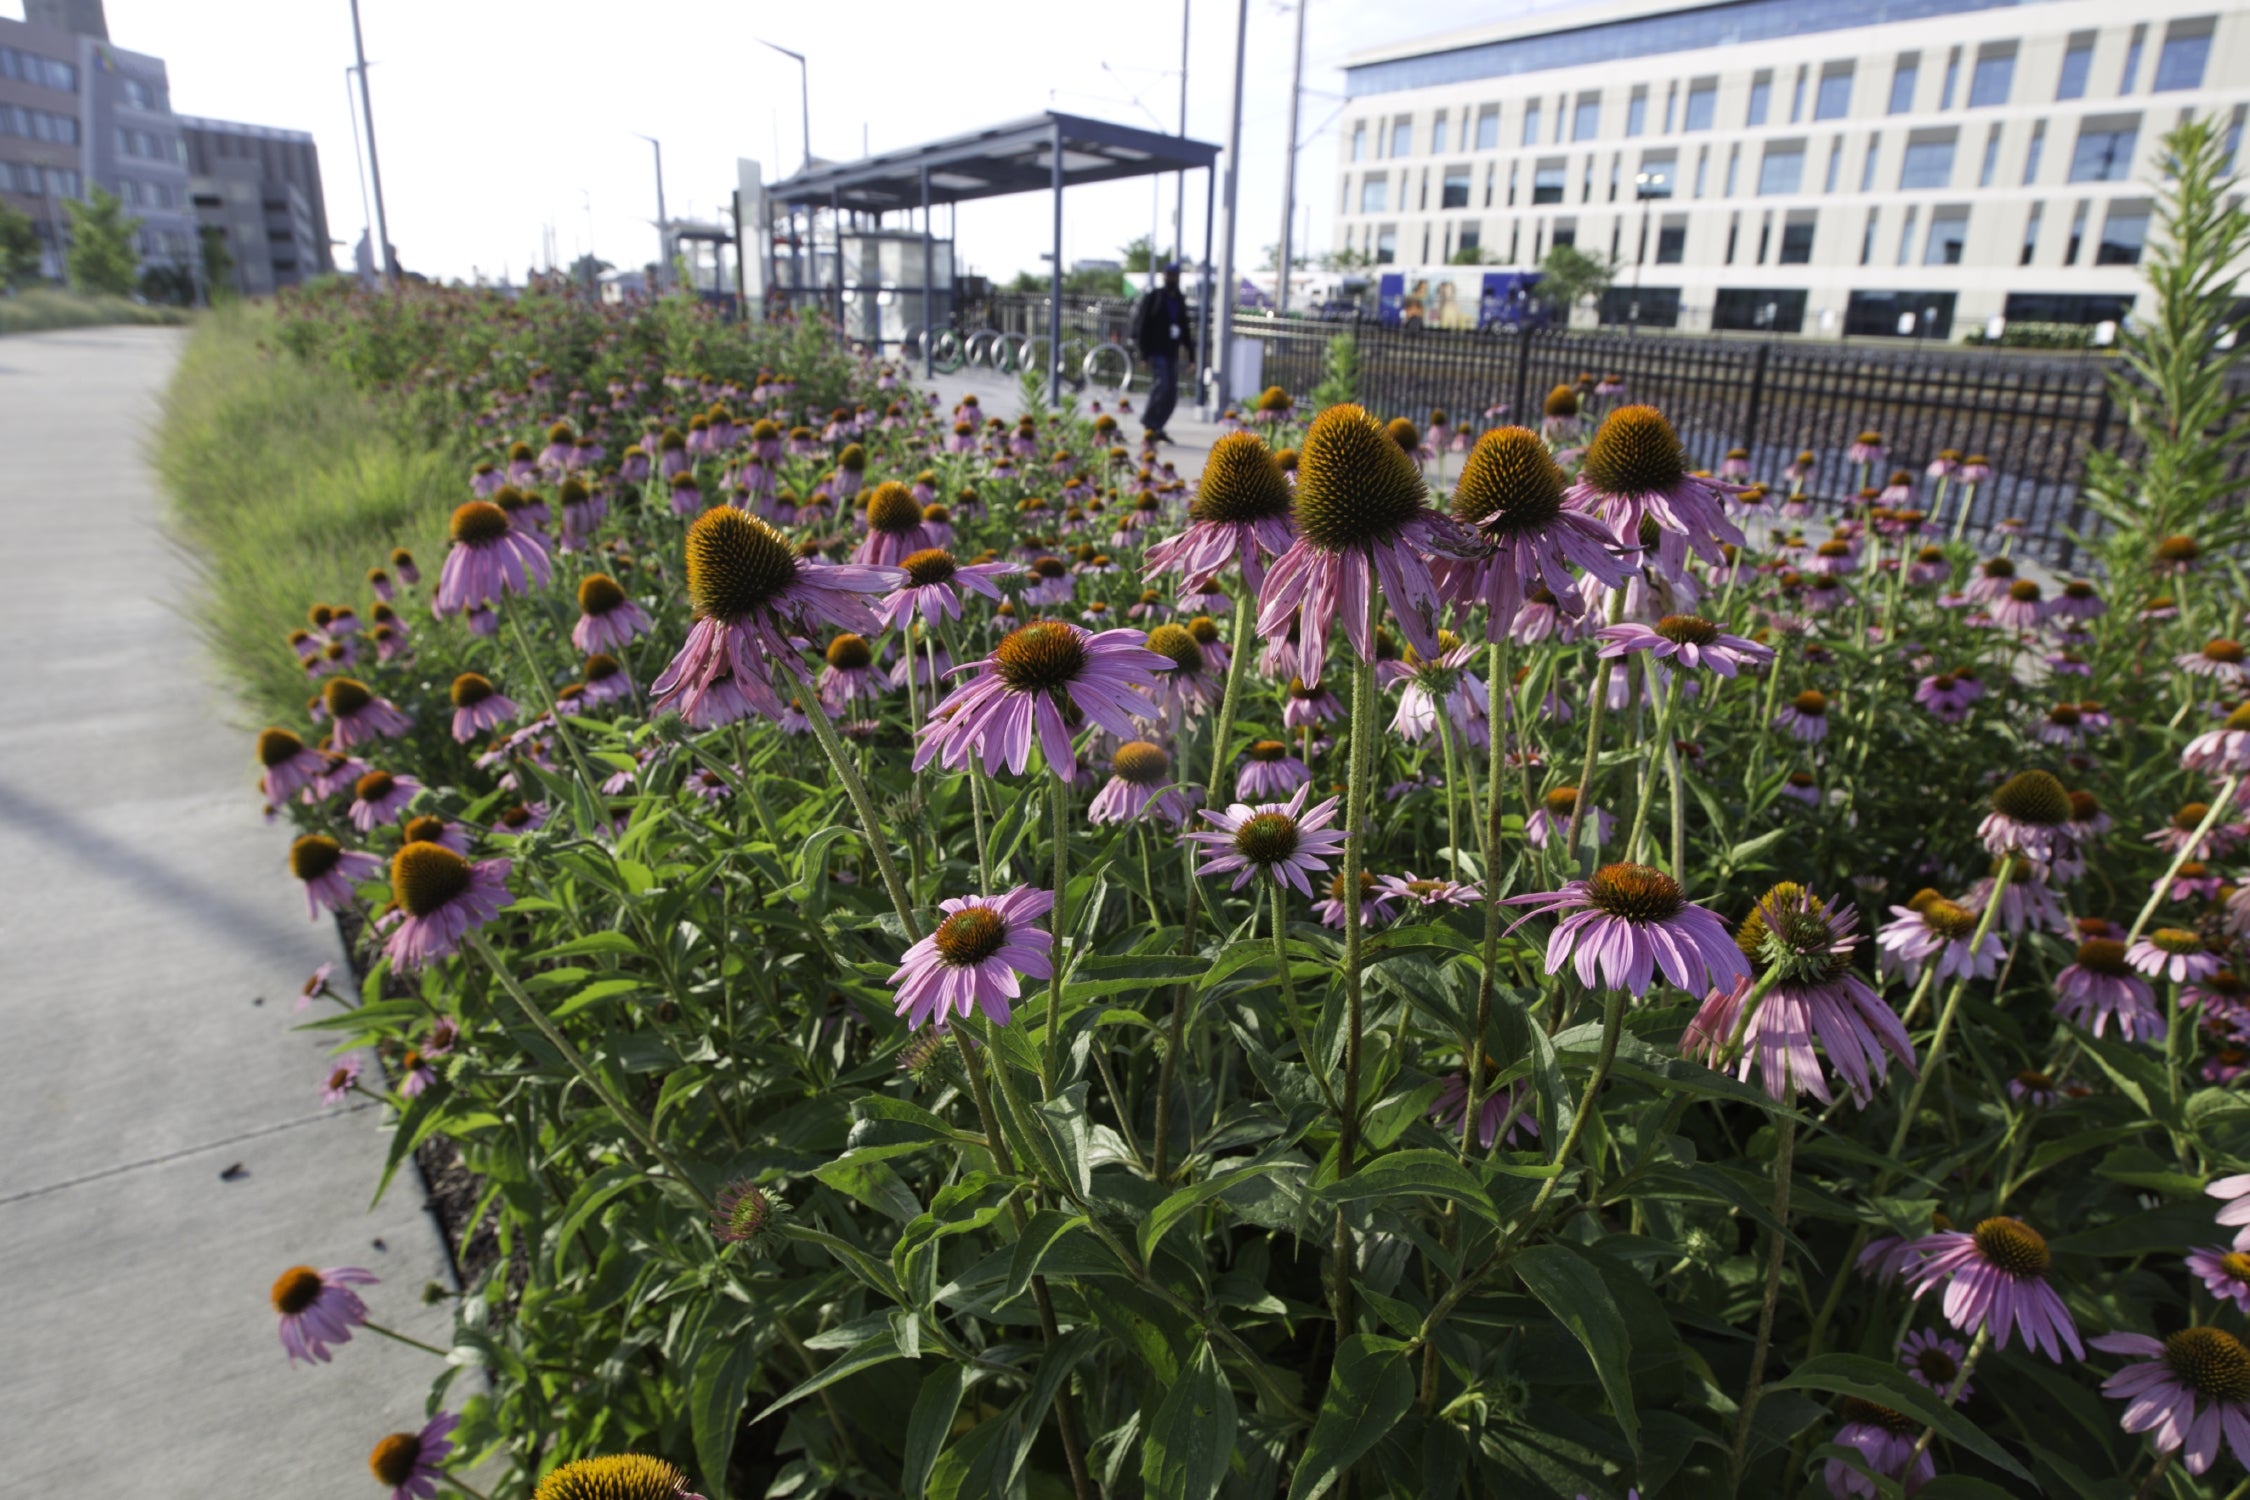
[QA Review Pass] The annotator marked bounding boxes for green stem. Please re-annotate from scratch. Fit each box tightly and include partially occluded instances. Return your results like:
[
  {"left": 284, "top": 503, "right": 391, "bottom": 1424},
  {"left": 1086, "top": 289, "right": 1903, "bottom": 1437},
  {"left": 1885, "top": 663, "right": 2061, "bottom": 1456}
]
[
  {"left": 1042, "top": 773, "right": 1070, "bottom": 1098},
  {"left": 1437, "top": 708, "right": 1465, "bottom": 880},
  {"left": 1565, "top": 591, "right": 1628, "bottom": 857},
  {"left": 2124, "top": 775, "right": 2240, "bottom": 948},
  {"left": 968, "top": 757, "right": 994, "bottom": 892},
  {"left": 1153, "top": 838, "right": 1196, "bottom": 1180},
  {"left": 799, "top": 683, "right": 921, "bottom": 940},
  {"left": 1625, "top": 672, "right": 1683, "bottom": 864},
  {"left": 1883, "top": 858, "right": 2015, "bottom": 1175},
  {"left": 1907, "top": 1327, "right": 1988, "bottom": 1465},
  {"left": 361, "top": 1318, "right": 449, "bottom": 1358},
  {"left": 466, "top": 931, "right": 713, "bottom": 1211},
  {"left": 1204, "top": 590, "right": 1257, "bottom": 804},
  {"left": 1468, "top": 637, "right": 1511, "bottom": 1165},
  {"left": 1273, "top": 878, "right": 1343, "bottom": 1117},
  {"left": 439, "top": 1476, "right": 493, "bottom": 1500},
  {"left": 1727, "top": 1115, "right": 1797, "bottom": 1490}
]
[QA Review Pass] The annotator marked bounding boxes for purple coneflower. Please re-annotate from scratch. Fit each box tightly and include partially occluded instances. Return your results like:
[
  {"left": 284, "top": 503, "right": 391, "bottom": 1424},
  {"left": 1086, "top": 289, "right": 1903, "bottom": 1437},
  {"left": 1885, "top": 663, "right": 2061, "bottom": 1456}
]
[
  {"left": 1875, "top": 892, "right": 2001, "bottom": 984},
  {"left": 2008, "top": 1068, "right": 2062, "bottom": 1107},
  {"left": 319, "top": 1054, "right": 361, "bottom": 1104},
  {"left": 322, "top": 678, "right": 411, "bottom": 750},
  {"left": 1283, "top": 676, "right": 1345, "bottom": 730},
  {"left": 347, "top": 769, "right": 419, "bottom": 831},
  {"left": 1988, "top": 578, "right": 2048, "bottom": 630},
  {"left": 889, "top": 886, "right": 1053, "bottom": 1030},
  {"left": 1313, "top": 868, "right": 1400, "bottom": 929},
  {"left": 651, "top": 508, "right": 898, "bottom": 724},
  {"left": 879, "top": 547, "right": 1015, "bottom": 629},
  {"left": 2129, "top": 927, "right": 2222, "bottom": 983},
  {"left": 1257, "top": 403, "right": 1467, "bottom": 679},
  {"left": 367, "top": 1411, "right": 460, "bottom": 1500},
  {"left": 1508, "top": 862, "right": 1749, "bottom": 999},
  {"left": 380, "top": 844, "right": 513, "bottom": 971},
  {"left": 271, "top": 1263, "right": 378, "bottom": 1364},
  {"left": 1089, "top": 741, "right": 1196, "bottom": 827},
  {"left": 1142, "top": 622, "right": 1224, "bottom": 721},
  {"left": 1430, "top": 1071, "right": 1538, "bottom": 1149},
  {"left": 433, "top": 500, "right": 550, "bottom": 618},
  {"left": 256, "top": 727, "right": 327, "bottom": 803},
  {"left": 1145, "top": 430, "right": 1295, "bottom": 592},
  {"left": 1978, "top": 770, "right": 2074, "bottom": 864},
  {"left": 1823, "top": 1401, "right": 1933, "bottom": 1499},
  {"left": 2091, "top": 1327, "right": 2250, "bottom": 1475},
  {"left": 533, "top": 1457, "right": 707, "bottom": 1500},
  {"left": 2190, "top": 1246, "right": 2250, "bottom": 1314},
  {"left": 1524, "top": 786, "right": 1614, "bottom": 850},
  {"left": 856, "top": 480, "right": 942, "bottom": 565},
  {"left": 915, "top": 619, "right": 1167, "bottom": 779},
  {"left": 1237, "top": 739, "right": 1310, "bottom": 800},
  {"left": 817, "top": 634, "right": 882, "bottom": 711},
  {"left": 2180, "top": 638, "right": 2250, "bottom": 686},
  {"left": 1847, "top": 431, "right": 1886, "bottom": 466},
  {"left": 2054, "top": 937, "right": 2162, "bottom": 1041},
  {"left": 1775, "top": 689, "right": 1831, "bottom": 742},
  {"left": 1186, "top": 784, "right": 1349, "bottom": 897},
  {"left": 447, "top": 672, "right": 516, "bottom": 743},
  {"left": 1438, "top": 426, "right": 1630, "bottom": 624},
  {"left": 2184, "top": 703, "right": 2250, "bottom": 777},
  {"left": 1906, "top": 1216, "right": 2081, "bottom": 1360},
  {"left": 1382, "top": 871, "right": 1480, "bottom": 910},
  {"left": 1382, "top": 634, "right": 1489, "bottom": 746},
  {"left": 290, "top": 835, "right": 382, "bottom": 918},
  {"left": 1684, "top": 885, "right": 1914, "bottom": 1105},
  {"left": 1898, "top": 1328, "right": 1973, "bottom": 1399},
  {"left": 1598, "top": 613, "right": 1772, "bottom": 679},
  {"left": 572, "top": 573, "right": 651, "bottom": 653},
  {"left": 1566, "top": 405, "right": 1744, "bottom": 567}
]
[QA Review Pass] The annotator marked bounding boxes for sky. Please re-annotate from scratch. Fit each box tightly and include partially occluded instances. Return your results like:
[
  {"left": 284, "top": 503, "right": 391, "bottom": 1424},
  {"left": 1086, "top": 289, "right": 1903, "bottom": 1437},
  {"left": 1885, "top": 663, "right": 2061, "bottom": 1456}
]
[{"left": 4, "top": 0, "right": 1589, "bottom": 285}]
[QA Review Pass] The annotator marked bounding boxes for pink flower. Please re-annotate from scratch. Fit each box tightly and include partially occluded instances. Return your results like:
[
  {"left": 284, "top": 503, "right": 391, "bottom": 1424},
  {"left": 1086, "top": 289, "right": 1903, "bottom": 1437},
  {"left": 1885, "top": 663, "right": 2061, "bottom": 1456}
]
[
  {"left": 1823, "top": 1400, "right": 1933, "bottom": 1499},
  {"left": 321, "top": 678, "right": 412, "bottom": 749},
  {"left": 379, "top": 846, "right": 513, "bottom": 970},
  {"left": 1565, "top": 406, "right": 1745, "bottom": 570},
  {"left": 269, "top": 1263, "right": 378, "bottom": 1364},
  {"left": 2055, "top": 938, "right": 2162, "bottom": 1041},
  {"left": 347, "top": 769, "right": 421, "bottom": 832},
  {"left": 1312, "top": 869, "right": 1401, "bottom": 929},
  {"left": 2186, "top": 705, "right": 2250, "bottom": 777},
  {"left": 1507, "top": 862, "right": 1749, "bottom": 999},
  {"left": 1236, "top": 739, "right": 1310, "bottom": 800},
  {"left": 1088, "top": 742, "right": 1197, "bottom": 827},
  {"left": 1876, "top": 897, "right": 2001, "bottom": 985},
  {"left": 1775, "top": 690, "right": 1831, "bottom": 742},
  {"left": 289, "top": 835, "right": 383, "bottom": 919},
  {"left": 1430, "top": 1073, "right": 1538, "bottom": 1150},
  {"left": 2091, "top": 1328, "right": 2250, "bottom": 1475},
  {"left": 367, "top": 1412, "right": 461, "bottom": 1500},
  {"left": 256, "top": 728, "right": 327, "bottom": 803},
  {"left": 889, "top": 886, "right": 1053, "bottom": 1030},
  {"left": 2188, "top": 1246, "right": 2250, "bottom": 1314},
  {"left": 916, "top": 621, "right": 1169, "bottom": 780},
  {"left": 1437, "top": 426, "right": 1631, "bottom": 625},
  {"left": 1145, "top": 431, "right": 1295, "bottom": 592},
  {"left": 318, "top": 1053, "right": 362, "bottom": 1105},
  {"left": 2128, "top": 928, "right": 2222, "bottom": 983},
  {"left": 878, "top": 548, "right": 1016, "bottom": 629},
  {"left": 434, "top": 500, "right": 551, "bottom": 617},
  {"left": 1186, "top": 785, "right": 1349, "bottom": 897},
  {"left": 1899, "top": 1328, "right": 1973, "bottom": 1399},
  {"left": 1597, "top": 614, "right": 1771, "bottom": 678},
  {"left": 572, "top": 573, "right": 652, "bottom": 652},
  {"left": 1906, "top": 1217, "right": 2081, "bottom": 1360}
]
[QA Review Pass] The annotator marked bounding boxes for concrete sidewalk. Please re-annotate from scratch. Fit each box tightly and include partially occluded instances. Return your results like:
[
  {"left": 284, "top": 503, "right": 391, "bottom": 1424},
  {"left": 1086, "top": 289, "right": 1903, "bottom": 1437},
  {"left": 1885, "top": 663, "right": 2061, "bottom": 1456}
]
[
  {"left": 919, "top": 363, "right": 1227, "bottom": 486},
  {"left": 0, "top": 326, "right": 455, "bottom": 1496}
]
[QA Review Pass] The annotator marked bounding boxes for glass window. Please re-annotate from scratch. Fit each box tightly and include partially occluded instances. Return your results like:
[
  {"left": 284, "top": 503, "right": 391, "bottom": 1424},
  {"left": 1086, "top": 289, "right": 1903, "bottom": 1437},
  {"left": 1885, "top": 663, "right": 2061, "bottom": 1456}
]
[
  {"left": 1625, "top": 91, "right": 1647, "bottom": 136},
  {"left": 2066, "top": 201, "right": 2088, "bottom": 262},
  {"left": 1694, "top": 147, "right": 1709, "bottom": 197},
  {"left": 1779, "top": 219, "right": 1815, "bottom": 263},
  {"left": 1791, "top": 69, "right": 1807, "bottom": 123},
  {"left": 1684, "top": 81, "right": 1717, "bottom": 131},
  {"left": 1925, "top": 208, "right": 1968, "bottom": 263},
  {"left": 1980, "top": 125, "right": 2002, "bottom": 186},
  {"left": 2057, "top": 37, "right": 2093, "bottom": 99},
  {"left": 1574, "top": 96, "right": 1600, "bottom": 140},
  {"left": 1861, "top": 208, "right": 1879, "bottom": 264},
  {"left": 2021, "top": 202, "right": 2041, "bottom": 264},
  {"left": 2068, "top": 122, "right": 2138, "bottom": 182},
  {"left": 1663, "top": 83, "right": 1676, "bottom": 133},
  {"left": 1825, "top": 138, "right": 1843, "bottom": 191},
  {"left": 1758, "top": 143, "right": 1806, "bottom": 195},
  {"left": 1522, "top": 102, "right": 1542, "bottom": 146},
  {"left": 2023, "top": 121, "right": 2045, "bottom": 183},
  {"left": 1359, "top": 176, "right": 1388, "bottom": 213},
  {"left": 1655, "top": 222, "right": 1686, "bottom": 262},
  {"left": 1532, "top": 163, "right": 1566, "bottom": 204},
  {"left": 1476, "top": 106, "right": 1499, "bottom": 149},
  {"left": 1889, "top": 56, "right": 1920, "bottom": 114},
  {"left": 1816, "top": 68, "right": 1853, "bottom": 120},
  {"left": 1433, "top": 113, "right": 1450, "bottom": 153},
  {"left": 1391, "top": 118, "right": 1413, "bottom": 155},
  {"left": 1375, "top": 226, "right": 1396, "bottom": 264},
  {"left": 1939, "top": 49, "right": 1960, "bottom": 109},
  {"left": 1350, "top": 123, "right": 1365, "bottom": 162},
  {"left": 1896, "top": 204, "right": 1920, "bottom": 264},
  {"left": 1968, "top": 50, "right": 2014, "bottom": 107},
  {"left": 2098, "top": 204, "right": 2150, "bottom": 263},
  {"left": 1442, "top": 166, "right": 1471, "bottom": 209},
  {"left": 2121, "top": 26, "right": 2145, "bottom": 93},
  {"left": 1636, "top": 157, "right": 1675, "bottom": 196},
  {"left": 2228, "top": 109, "right": 2245, "bottom": 172},
  {"left": 1725, "top": 144, "right": 1741, "bottom": 195},
  {"left": 1899, "top": 136, "right": 1956, "bottom": 189},
  {"left": 1862, "top": 136, "right": 1881, "bottom": 190},
  {"left": 2155, "top": 27, "right": 2212, "bottom": 92},
  {"left": 1748, "top": 74, "right": 1773, "bottom": 127}
]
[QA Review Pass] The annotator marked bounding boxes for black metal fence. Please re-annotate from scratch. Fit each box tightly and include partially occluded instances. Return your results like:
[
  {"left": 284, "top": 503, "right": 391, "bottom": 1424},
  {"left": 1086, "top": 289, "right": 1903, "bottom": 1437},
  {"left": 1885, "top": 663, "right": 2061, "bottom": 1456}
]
[{"left": 956, "top": 294, "right": 2240, "bottom": 570}]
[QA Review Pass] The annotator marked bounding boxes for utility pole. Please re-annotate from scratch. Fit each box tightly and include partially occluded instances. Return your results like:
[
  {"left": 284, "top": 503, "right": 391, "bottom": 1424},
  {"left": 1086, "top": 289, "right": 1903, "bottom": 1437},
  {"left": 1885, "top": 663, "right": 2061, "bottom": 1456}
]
[
  {"left": 634, "top": 135, "right": 669, "bottom": 292},
  {"left": 1174, "top": 0, "right": 1189, "bottom": 264},
  {"left": 758, "top": 40, "right": 811, "bottom": 173},
  {"left": 1275, "top": 0, "right": 1307, "bottom": 316},
  {"left": 1210, "top": 0, "right": 1249, "bottom": 415},
  {"left": 347, "top": 0, "right": 395, "bottom": 287}
]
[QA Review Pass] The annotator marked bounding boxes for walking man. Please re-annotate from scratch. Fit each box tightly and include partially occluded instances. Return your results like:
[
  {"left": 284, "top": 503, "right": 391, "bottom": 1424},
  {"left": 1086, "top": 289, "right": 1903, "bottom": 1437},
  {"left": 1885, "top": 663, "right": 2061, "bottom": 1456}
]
[{"left": 1132, "top": 262, "right": 1193, "bottom": 445}]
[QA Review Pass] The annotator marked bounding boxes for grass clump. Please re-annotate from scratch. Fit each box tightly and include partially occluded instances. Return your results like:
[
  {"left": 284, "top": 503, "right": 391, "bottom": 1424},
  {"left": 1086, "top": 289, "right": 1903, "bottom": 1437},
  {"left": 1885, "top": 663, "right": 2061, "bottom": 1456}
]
[{"left": 0, "top": 287, "right": 191, "bottom": 335}]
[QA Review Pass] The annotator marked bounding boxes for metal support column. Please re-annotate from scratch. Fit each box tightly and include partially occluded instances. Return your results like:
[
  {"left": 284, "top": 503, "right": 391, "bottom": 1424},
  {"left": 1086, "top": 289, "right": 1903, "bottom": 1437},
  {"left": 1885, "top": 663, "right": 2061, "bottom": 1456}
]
[
  {"left": 1210, "top": 0, "right": 1249, "bottom": 415},
  {"left": 831, "top": 186, "right": 845, "bottom": 346},
  {"left": 1049, "top": 119, "right": 1066, "bottom": 408},
  {"left": 921, "top": 166, "right": 935, "bottom": 381},
  {"left": 1276, "top": 0, "right": 1307, "bottom": 317},
  {"left": 348, "top": 0, "right": 395, "bottom": 287},
  {"left": 1174, "top": 0, "right": 1190, "bottom": 264},
  {"left": 1196, "top": 166, "right": 1215, "bottom": 417}
]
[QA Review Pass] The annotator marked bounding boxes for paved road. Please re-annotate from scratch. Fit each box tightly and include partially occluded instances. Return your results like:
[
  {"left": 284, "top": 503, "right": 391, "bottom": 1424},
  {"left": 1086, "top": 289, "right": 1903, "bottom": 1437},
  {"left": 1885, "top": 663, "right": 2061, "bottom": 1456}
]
[{"left": 0, "top": 326, "right": 455, "bottom": 1497}]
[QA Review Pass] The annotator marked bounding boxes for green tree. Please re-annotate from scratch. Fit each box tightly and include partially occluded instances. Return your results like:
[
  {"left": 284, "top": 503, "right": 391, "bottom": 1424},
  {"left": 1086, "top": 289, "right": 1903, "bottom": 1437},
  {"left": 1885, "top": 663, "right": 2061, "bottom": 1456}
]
[
  {"left": 1533, "top": 243, "right": 1615, "bottom": 319},
  {"left": 1447, "top": 242, "right": 1491, "bottom": 266},
  {"left": 198, "top": 224, "right": 236, "bottom": 302},
  {"left": 1308, "top": 330, "right": 1359, "bottom": 410},
  {"left": 0, "top": 199, "right": 42, "bottom": 289},
  {"left": 2077, "top": 116, "right": 2250, "bottom": 574},
  {"left": 1317, "top": 246, "right": 1373, "bottom": 271},
  {"left": 1120, "top": 235, "right": 1155, "bottom": 273},
  {"left": 64, "top": 187, "right": 141, "bottom": 297}
]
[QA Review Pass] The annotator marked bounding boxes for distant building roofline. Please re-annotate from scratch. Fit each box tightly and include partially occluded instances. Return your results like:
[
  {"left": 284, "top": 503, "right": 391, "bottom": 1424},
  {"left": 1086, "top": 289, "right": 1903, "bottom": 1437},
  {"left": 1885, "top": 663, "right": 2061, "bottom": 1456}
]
[{"left": 176, "top": 114, "right": 317, "bottom": 145}]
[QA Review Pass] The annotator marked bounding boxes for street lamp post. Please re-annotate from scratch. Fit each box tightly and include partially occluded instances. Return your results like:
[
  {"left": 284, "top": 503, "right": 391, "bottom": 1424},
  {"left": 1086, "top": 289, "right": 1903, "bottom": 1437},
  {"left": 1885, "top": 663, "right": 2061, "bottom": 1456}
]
[
  {"left": 757, "top": 40, "right": 812, "bottom": 174},
  {"left": 1275, "top": 0, "right": 1306, "bottom": 317},
  {"left": 1631, "top": 169, "right": 1667, "bottom": 334},
  {"left": 346, "top": 0, "right": 394, "bottom": 288},
  {"left": 633, "top": 134, "right": 669, "bottom": 294}
]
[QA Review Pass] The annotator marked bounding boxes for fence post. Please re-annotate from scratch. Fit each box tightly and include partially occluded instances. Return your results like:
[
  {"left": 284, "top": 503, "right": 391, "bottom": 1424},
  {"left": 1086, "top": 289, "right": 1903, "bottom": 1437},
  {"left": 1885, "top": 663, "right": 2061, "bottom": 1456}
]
[
  {"left": 2088, "top": 384, "right": 2115, "bottom": 454},
  {"left": 1739, "top": 341, "right": 1771, "bottom": 454},
  {"left": 1512, "top": 325, "right": 1533, "bottom": 426}
]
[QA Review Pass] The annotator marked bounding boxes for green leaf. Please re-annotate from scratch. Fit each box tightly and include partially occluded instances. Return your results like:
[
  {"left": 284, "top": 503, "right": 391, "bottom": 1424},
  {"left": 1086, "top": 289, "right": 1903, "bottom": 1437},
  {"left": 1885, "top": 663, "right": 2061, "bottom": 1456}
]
[
  {"left": 814, "top": 1155, "right": 925, "bottom": 1223},
  {"left": 902, "top": 1363, "right": 966, "bottom": 1498},
  {"left": 995, "top": 1327, "right": 1101, "bottom": 1493},
  {"left": 551, "top": 1161, "right": 644, "bottom": 1276},
  {"left": 1285, "top": 1334, "right": 1414, "bottom": 1500},
  {"left": 1768, "top": 1354, "right": 2033, "bottom": 1482},
  {"left": 1139, "top": 1138, "right": 1310, "bottom": 1262},
  {"left": 750, "top": 1329, "right": 905, "bottom": 1425},
  {"left": 528, "top": 930, "right": 644, "bottom": 960},
  {"left": 1006, "top": 1210, "right": 1091, "bottom": 1305},
  {"left": 551, "top": 976, "right": 642, "bottom": 1019},
  {"left": 1318, "top": 1147, "right": 1499, "bottom": 1225},
  {"left": 1062, "top": 953, "right": 1208, "bottom": 1001},
  {"left": 2048, "top": 1200, "right": 2223, "bottom": 1257},
  {"left": 1516, "top": 1243, "right": 1641, "bottom": 1457},
  {"left": 690, "top": 1337, "right": 759, "bottom": 1500},
  {"left": 779, "top": 1221, "right": 904, "bottom": 1303},
  {"left": 1141, "top": 1343, "right": 1236, "bottom": 1500}
]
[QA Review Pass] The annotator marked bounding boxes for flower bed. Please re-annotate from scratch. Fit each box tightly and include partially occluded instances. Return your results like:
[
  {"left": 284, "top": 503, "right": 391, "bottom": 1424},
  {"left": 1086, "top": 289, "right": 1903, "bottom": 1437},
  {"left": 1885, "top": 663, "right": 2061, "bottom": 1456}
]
[{"left": 204, "top": 123, "right": 2250, "bottom": 1500}]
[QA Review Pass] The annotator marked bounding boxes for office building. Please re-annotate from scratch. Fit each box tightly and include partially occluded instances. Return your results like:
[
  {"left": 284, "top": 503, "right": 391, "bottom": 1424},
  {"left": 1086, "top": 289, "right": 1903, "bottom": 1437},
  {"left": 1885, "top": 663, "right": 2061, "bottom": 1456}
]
[
  {"left": 1337, "top": 0, "right": 2250, "bottom": 338},
  {"left": 181, "top": 117, "right": 333, "bottom": 296}
]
